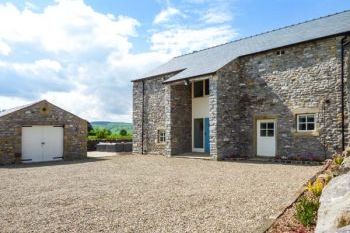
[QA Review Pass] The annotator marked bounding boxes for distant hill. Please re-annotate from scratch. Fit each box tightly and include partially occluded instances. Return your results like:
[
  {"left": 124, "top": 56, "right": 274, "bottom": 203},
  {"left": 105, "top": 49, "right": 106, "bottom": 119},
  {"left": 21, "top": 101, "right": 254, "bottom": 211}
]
[{"left": 91, "top": 121, "right": 133, "bottom": 135}]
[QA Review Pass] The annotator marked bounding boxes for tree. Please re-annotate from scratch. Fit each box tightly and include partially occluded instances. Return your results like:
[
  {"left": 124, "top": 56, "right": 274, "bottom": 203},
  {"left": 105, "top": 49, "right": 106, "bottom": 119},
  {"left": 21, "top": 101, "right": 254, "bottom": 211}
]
[
  {"left": 95, "top": 128, "right": 112, "bottom": 139},
  {"left": 119, "top": 129, "right": 127, "bottom": 136}
]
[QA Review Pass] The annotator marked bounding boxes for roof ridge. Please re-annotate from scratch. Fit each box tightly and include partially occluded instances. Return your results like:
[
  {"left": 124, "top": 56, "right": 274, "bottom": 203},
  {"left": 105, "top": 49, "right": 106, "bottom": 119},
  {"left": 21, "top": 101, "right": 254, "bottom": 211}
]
[{"left": 174, "top": 9, "right": 350, "bottom": 58}]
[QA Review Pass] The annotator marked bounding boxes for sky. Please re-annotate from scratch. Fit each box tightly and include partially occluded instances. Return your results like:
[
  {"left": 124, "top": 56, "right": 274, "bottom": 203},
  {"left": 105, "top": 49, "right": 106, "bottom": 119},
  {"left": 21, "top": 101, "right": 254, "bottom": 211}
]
[{"left": 0, "top": 0, "right": 350, "bottom": 123}]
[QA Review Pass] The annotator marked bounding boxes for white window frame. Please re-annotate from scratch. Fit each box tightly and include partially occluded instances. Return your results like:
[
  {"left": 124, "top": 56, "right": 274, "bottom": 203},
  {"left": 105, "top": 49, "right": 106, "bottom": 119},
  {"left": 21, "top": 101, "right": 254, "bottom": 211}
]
[
  {"left": 158, "top": 129, "right": 166, "bottom": 143},
  {"left": 297, "top": 114, "right": 316, "bottom": 132}
]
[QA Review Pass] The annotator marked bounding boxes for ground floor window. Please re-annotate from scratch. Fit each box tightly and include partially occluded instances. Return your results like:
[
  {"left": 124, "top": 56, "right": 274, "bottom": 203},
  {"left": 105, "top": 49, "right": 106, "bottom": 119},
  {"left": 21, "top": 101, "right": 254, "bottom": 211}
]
[
  {"left": 158, "top": 129, "right": 166, "bottom": 143},
  {"left": 297, "top": 114, "right": 315, "bottom": 132}
]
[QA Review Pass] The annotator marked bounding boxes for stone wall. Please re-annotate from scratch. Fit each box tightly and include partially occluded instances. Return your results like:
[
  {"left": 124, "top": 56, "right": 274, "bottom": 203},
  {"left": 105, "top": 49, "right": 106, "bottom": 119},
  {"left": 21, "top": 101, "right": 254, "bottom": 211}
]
[
  {"left": 217, "top": 36, "right": 347, "bottom": 160},
  {"left": 165, "top": 83, "right": 192, "bottom": 156},
  {"left": 133, "top": 75, "right": 169, "bottom": 155},
  {"left": 0, "top": 100, "right": 87, "bottom": 164}
]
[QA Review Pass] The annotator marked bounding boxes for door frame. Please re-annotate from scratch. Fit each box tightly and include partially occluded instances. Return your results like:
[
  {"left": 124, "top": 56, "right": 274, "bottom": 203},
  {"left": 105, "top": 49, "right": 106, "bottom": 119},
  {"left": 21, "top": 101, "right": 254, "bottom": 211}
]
[{"left": 253, "top": 115, "right": 278, "bottom": 157}]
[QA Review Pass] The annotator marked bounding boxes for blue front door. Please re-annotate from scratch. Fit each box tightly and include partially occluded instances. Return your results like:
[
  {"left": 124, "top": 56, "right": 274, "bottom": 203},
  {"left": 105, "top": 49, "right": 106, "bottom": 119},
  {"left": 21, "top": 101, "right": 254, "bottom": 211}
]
[{"left": 204, "top": 118, "right": 210, "bottom": 153}]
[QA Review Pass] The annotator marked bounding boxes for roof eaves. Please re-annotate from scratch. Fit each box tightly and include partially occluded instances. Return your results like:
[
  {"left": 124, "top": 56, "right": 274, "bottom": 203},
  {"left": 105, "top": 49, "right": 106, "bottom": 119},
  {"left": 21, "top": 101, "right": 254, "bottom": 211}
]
[{"left": 131, "top": 69, "right": 186, "bottom": 82}]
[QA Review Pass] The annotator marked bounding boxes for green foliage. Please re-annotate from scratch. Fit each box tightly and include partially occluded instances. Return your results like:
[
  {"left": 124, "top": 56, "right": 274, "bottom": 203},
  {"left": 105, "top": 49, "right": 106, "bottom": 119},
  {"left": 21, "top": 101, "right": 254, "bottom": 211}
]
[
  {"left": 95, "top": 128, "right": 112, "bottom": 139},
  {"left": 334, "top": 155, "right": 344, "bottom": 165},
  {"left": 88, "top": 121, "right": 132, "bottom": 140},
  {"left": 307, "top": 178, "right": 325, "bottom": 197},
  {"left": 91, "top": 121, "right": 132, "bottom": 135},
  {"left": 119, "top": 129, "right": 127, "bottom": 136},
  {"left": 296, "top": 196, "right": 319, "bottom": 227}
]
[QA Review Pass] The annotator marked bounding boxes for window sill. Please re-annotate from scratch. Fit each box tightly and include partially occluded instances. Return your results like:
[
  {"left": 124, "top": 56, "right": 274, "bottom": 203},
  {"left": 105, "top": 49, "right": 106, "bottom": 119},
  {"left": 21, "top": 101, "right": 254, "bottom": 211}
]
[{"left": 292, "top": 131, "right": 319, "bottom": 137}]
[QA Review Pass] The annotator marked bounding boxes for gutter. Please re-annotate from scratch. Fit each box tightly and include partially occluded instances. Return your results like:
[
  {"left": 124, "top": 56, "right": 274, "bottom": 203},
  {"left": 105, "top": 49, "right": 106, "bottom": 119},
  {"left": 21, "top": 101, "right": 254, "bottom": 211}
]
[
  {"left": 141, "top": 80, "right": 145, "bottom": 154},
  {"left": 341, "top": 36, "right": 350, "bottom": 151}
]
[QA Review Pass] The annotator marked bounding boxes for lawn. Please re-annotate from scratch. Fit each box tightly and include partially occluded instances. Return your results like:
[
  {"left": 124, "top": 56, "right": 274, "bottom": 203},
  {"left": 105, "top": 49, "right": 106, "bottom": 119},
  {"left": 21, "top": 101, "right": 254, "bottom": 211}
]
[{"left": 0, "top": 154, "right": 321, "bottom": 233}]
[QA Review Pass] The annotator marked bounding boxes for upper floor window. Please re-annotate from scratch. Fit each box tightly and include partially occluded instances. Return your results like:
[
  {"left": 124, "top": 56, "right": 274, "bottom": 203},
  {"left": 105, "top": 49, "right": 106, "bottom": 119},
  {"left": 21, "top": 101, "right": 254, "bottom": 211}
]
[
  {"left": 193, "top": 79, "right": 209, "bottom": 97},
  {"left": 297, "top": 114, "right": 315, "bottom": 132}
]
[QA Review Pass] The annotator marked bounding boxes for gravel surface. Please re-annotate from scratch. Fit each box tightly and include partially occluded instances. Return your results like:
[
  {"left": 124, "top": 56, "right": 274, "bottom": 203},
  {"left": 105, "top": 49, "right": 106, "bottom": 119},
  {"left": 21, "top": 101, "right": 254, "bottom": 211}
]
[{"left": 0, "top": 154, "right": 321, "bottom": 233}]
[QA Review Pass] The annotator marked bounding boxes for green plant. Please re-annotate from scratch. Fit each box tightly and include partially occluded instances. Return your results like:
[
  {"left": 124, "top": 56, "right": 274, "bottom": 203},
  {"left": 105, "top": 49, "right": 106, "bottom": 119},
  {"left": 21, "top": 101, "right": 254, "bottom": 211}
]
[
  {"left": 119, "top": 129, "right": 127, "bottom": 136},
  {"left": 307, "top": 178, "right": 324, "bottom": 197},
  {"left": 296, "top": 196, "right": 319, "bottom": 226},
  {"left": 95, "top": 128, "right": 112, "bottom": 139},
  {"left": 334, "top": 155, "right": 344, "bottom": 165}
]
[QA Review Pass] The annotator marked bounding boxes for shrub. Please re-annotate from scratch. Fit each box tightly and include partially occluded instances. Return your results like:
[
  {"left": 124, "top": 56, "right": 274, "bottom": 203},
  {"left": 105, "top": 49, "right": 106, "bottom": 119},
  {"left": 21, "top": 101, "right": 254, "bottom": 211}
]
[
  {"left": 95, "top": 128, "right": 112, "bottom": 139},
  {"left": 119, "top": 129, "right": 128, "bottom": 136},
  {"left": 307, "top": 178, "right": 324, "bottom": 197},
  {"left": 334, "top": 155, "right": 344, "bottom": 165},
  {"left": 296, "top": 196, "right": 319, "bottom": 226}
]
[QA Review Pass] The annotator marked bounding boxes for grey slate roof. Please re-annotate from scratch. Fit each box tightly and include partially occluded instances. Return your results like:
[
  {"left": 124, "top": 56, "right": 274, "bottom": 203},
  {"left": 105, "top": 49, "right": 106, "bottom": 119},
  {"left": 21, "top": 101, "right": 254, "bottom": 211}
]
[
  {"left": 137, "top": 10, "right": 350, "bottom": 83},
  {"left": 0, "top": 100, "right": 43, "bottom": 118}
]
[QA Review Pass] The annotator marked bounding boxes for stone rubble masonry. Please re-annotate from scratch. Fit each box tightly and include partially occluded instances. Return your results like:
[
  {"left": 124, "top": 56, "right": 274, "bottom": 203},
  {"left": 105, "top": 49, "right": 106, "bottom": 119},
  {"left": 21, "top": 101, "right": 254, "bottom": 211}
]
[
  {"left": 133, "top": 73, "right": 177, "bottom": 155},
  {"left": 216, "top": 36, "right": 349, "bottom": 160},
  {"left": 165, "top": 83, "right": 192, "bottom": 156},
  {"left": 0, "top": 100, "right": 87, "bottom": 165},
  {"left": 133, "top": 35, "right": 350, "bottom": 160}
]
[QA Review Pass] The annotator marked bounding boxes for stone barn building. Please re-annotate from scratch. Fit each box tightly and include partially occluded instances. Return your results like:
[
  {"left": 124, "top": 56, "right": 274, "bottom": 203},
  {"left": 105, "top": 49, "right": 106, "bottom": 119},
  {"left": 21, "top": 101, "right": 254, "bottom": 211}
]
[
  {"left": 0, "top": 100, "right": 87, "bottom": 164},
  {"left": 132, "top": 10, "right": 350, "bottom": 161}
]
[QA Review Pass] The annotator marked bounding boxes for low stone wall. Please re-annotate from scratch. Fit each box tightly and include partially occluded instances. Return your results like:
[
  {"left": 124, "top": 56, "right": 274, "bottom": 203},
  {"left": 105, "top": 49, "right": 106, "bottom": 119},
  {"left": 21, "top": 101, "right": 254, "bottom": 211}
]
[{"left": 96, "top": 142, "right": 132, "bottom": 152}]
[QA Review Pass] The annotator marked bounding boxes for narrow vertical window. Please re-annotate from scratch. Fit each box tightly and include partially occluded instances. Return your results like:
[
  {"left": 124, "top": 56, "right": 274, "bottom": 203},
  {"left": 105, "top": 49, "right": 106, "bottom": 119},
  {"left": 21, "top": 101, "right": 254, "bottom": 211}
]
[
  {"left": 158, "top": 129, "right": 166, "bottom": 143},
  {"left": 204, "top": 79, "right": 209, "bottom": 95},
  {"left": 194, "top": 80, "right": 203, "bottom": 97}
]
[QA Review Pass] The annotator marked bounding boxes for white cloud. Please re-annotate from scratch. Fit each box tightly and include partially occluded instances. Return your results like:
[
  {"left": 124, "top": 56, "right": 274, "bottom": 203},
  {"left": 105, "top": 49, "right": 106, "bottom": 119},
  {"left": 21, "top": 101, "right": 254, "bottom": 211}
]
[
  {"left": 0, "top": 59, "right": 62, "bottom": 75},
  {"left": 151, "top": 26, "right": 237, "bottom": 54},
  {"left": 153, "top": 7, "right": 183, "bottom": 24},
  {"left": 0, "top": 0, "right": 238, "bottom": 122},
  {"left": 201, "top": 8, "right": 233, "bottom": 24},
  {"left": 0, "top": 40, "right": 11, "bottom": 55},
  {"left": 0, "top": 0, "right": 146, "bottom": 122},
  {"left": 0, "top": 0, "right": 139, "bottom": 53}
]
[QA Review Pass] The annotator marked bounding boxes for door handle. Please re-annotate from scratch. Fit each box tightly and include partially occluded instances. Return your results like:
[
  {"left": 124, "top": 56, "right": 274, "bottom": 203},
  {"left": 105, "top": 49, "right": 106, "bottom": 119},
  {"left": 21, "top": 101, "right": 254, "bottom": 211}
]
[{"left": 41, "top": 142, "right": 45, "bottom": 145}]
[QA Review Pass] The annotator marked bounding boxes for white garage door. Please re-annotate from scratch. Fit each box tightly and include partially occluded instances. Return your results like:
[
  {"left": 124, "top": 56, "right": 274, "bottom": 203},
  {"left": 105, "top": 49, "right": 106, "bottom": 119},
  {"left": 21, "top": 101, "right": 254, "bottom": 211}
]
[{"left": 22, "top": 126, "right": 63, "bottom": 163}]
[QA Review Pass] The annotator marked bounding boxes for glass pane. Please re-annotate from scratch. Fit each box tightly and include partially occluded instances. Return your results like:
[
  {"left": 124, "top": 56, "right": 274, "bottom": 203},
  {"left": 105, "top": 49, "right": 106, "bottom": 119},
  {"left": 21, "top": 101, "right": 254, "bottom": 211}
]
[
  {"left": 194, "top": 81, "right": 203, "bottom": 97},
  {"left": 307, "top": 123, "right": 315, "bottom": 131},
  {"left": 299, "top": 116, "right": 306, "bottom": 123},
  {"left": 260, "top": 123, "right": 267, "bottom": 129},
  {"left": 194, "top": 119, "right": 204, "bottom": 148},
  {"left": 260, "top": 129, "right": 266, "bottom": 137},
  {"left": 205, "top": 79, "right": 209, "bottom": 95},
  {"left": 299, "top": 123, "right": 306, "bottom": 131},
  {"left": 267, "top": 123, "right": 274, "bottom": 129},
  {"left": 307, "top": 115, "right": 315, "bottom": 123},
  {"left": 267, "top": 130, "right": 274, "bottom": 137}
]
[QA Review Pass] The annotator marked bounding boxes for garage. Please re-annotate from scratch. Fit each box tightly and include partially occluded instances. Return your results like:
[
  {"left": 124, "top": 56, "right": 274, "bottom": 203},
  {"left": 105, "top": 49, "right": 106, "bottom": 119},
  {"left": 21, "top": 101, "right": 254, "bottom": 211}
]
[{"left": 0, "top": 100, "right": 87, "bottom": 164}]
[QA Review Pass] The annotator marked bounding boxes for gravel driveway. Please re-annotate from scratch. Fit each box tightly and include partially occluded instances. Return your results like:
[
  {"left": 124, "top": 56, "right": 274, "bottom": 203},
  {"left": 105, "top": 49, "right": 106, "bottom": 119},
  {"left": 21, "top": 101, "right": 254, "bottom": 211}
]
[{"left": 0, "top": 154, "right": 321, "bottom": 233}]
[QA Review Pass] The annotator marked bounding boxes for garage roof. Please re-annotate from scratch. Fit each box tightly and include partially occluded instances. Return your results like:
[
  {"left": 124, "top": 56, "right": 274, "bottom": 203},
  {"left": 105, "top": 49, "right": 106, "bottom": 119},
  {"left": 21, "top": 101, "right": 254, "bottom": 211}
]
[
  {"left": 135, "top": 10, "right": 350, "bottom": 83},
  {"left": 0, "top": 101, "right": 42, "bottom": 118},
  {"left": 0, "top": 100, "right": 86, "bottom": 121}
]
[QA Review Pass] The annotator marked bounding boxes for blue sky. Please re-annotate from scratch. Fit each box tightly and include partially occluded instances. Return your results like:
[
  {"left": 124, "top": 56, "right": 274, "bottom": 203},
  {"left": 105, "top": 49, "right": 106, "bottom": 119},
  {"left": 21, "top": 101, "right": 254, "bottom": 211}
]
[{"left": 0, "top": 0, "right": 350, "bottom": 122}]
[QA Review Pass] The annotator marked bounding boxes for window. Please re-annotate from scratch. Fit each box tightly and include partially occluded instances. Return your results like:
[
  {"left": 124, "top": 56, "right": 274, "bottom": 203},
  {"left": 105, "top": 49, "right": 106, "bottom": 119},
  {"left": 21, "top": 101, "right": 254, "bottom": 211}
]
[
  {"left": 205, "top": 79, "right": 210, "bottom": 95},
  {"left": 297, "top": 114, "right": 315, "bottom": 132},
  {"left": 193, "top": 79, "right": 209, "bottom": 97},
  {"left": 158, "top": 129, "right": 166, "bottom": 143},
  {"left": 276, "top": 50, "right": 285, "bottom": 56},
  {"left": 260, "top": 122, "right": 274, "bottom": 137},
  {"left": 194, "top": 80, "right": 203, "bottom": 97}
]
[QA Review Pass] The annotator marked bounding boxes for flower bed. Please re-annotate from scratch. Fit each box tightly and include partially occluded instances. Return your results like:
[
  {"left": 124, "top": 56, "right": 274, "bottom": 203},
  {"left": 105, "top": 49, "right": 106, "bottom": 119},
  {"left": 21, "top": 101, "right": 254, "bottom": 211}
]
[{"left": 266, "top": 151, "right": 349, "bottom": 232}]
